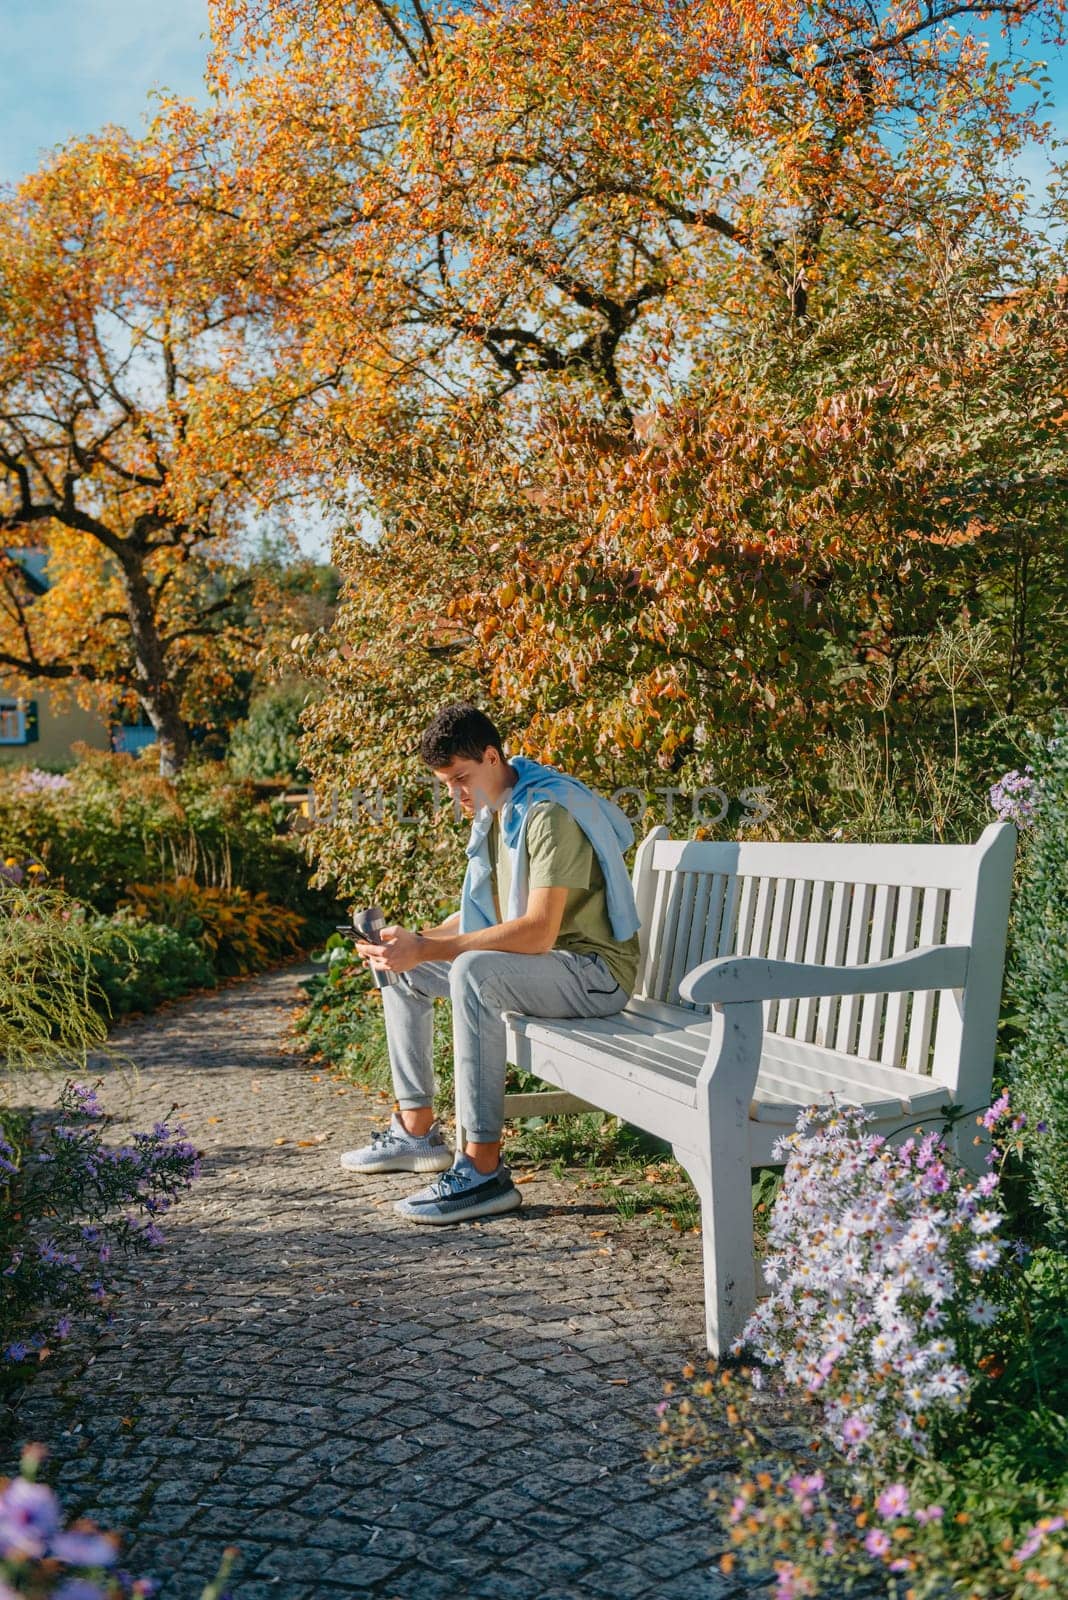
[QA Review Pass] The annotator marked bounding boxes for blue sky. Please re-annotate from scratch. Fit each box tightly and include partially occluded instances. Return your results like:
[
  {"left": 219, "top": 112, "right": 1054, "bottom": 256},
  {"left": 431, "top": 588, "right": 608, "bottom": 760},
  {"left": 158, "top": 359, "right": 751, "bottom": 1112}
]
[
  {"left": 2, "top": 2, "right": 1065, "bottom": 192},
  {"left": 0, "top": 1, "right": 214, "bottom": 189}
]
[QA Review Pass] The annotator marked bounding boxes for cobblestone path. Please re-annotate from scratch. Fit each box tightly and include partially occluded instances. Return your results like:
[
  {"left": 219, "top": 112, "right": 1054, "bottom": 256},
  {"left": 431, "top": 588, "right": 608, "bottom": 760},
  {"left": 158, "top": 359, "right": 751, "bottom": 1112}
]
[{"left": 9, "top": 964, "right": 745, "bottom": 1600}]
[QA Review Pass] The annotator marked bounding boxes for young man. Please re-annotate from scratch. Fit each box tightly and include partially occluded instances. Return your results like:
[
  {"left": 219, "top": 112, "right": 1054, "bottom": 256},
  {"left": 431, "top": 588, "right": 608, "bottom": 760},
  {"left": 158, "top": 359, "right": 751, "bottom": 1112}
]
[{"left": 339, "top": 702, "right": 643, "bottom": 1223}]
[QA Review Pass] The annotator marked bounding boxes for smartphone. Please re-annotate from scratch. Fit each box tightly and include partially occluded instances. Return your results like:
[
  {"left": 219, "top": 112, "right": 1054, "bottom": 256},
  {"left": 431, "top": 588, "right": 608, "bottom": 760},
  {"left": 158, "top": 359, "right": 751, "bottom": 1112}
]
[{"left": 349, "top": 905, "right": 397, "bottom": 987}]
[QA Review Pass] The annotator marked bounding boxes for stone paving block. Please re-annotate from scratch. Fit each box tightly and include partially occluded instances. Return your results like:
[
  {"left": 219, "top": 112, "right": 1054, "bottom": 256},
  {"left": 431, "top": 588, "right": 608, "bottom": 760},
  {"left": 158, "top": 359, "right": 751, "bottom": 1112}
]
[
  {"left": 578, "top": 1556, "right": 672, "bottom": 1599},
  {"left": 377, "top": 1571, "right": 466, "bottom": 1600},
  {"left": 652, "top": 1564, "right": 741, "bottom": 1599},
  {"left": 318, "top": 1549, "right": 404, "bottom": 1585}
]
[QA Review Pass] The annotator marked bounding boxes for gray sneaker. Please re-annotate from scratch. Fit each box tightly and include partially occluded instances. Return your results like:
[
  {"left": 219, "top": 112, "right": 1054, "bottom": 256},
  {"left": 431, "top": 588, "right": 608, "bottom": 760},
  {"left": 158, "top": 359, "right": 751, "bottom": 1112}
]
[
  {"left": 394, "top": 1152, "right": 522, "bottom": 1224},
  {"left": 339, "top": 1113, "right": 452, "bottom": 1175}
]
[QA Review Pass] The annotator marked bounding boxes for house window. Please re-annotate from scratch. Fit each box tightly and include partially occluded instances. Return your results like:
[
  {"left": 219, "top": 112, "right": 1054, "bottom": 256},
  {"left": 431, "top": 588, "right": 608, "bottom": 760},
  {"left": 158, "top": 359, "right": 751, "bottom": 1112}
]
[
  {"left": 0, "top": 699, "right": 38, "bottom": 745},
  {"left": 110, "top": 707, "right": 157, "bottom": 754}
]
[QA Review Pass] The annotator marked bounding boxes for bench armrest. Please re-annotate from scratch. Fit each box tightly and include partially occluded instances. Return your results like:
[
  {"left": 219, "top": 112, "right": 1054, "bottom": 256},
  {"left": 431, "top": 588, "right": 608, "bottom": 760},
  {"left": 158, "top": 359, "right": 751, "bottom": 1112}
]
[{"left": 678, "top": 944, "right": 970, "bottom": 1007}]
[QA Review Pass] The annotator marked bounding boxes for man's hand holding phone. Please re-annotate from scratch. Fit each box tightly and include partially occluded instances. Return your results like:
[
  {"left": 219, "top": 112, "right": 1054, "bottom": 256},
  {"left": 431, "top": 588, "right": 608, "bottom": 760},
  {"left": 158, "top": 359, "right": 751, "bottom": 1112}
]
[{"left": 354, "top": 924, "right": 425, "bottom": 975}]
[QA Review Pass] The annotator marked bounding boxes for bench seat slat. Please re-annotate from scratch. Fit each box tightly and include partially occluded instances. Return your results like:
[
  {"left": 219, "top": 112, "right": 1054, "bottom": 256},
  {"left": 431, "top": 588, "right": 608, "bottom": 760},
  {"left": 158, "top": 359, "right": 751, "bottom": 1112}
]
[
  {"left": 622, "top": 1001, "right": 954, "bottom": 1098},
  {"left": 505, "top": 1014, "right": 704, "bottom": 1097},
  {"left": 505, "top": 1007, "right": 949, "bottom": 1114},
  {"left": 752, "top": 1057, "right": 949, "bottom": 1120}
]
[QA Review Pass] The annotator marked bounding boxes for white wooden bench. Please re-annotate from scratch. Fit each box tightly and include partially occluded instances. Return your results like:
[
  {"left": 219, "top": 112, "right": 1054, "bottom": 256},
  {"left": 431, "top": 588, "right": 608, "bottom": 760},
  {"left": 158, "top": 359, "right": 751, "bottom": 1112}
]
[{"left": 477, "top": 821, "right": 1017, "bottom": 1355}]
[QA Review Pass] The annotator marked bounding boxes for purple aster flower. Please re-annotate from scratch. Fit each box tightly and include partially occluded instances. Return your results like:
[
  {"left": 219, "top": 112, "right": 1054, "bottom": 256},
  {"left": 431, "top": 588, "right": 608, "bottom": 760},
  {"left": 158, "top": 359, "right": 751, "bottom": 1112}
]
[
  {"left": 0, "top": 1477, "right": 61, "bottom": 1557},
  {"left": 841, "top": 1415, "right": 870, "bottom": 1445},
  {"left": 915, "top": 1505, "right": 944, "bottom": 1525},
  {"left": 876, "top": 1484, "right": 909, "bottom": 1519},
  {"left": 67, "top": 1084, "right": 104, "bottom": 1119},
  {"left": 981, "top": 1092, "right": 1010, "bottom": 1132},
  {"left": 53, "top": 1583, "right": 108, "bottom": 1600},
  {"left": 922, "top": 1162, "right": 949, "bottom": 1195},
  {"left": 51, "top": 1528, "right": 119, "bottom": 1566},
  {"left": 864, "top": 1528, "right": 891, "bottom": 1557}
]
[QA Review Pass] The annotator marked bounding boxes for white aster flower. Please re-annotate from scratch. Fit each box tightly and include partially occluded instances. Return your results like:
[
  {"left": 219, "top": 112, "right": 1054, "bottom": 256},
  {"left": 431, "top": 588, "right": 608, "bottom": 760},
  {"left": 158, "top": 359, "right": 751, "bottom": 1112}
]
[
  {"left": 967, "top": 1240, "right": 1002, "bottom": 1272},
  {"left": 924, "top": 1366, "right": 966, "bottom": 1401}
]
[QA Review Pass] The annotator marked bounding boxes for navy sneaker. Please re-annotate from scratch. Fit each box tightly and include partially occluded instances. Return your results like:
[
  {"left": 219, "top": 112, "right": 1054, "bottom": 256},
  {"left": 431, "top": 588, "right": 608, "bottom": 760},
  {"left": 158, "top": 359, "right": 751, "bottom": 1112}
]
[
  {"left": 339, "top": 1113, "right": 452, "bottom": 1175},
  {"left": 394, "top": 1152, "right": 522, "bottom": 1224}
]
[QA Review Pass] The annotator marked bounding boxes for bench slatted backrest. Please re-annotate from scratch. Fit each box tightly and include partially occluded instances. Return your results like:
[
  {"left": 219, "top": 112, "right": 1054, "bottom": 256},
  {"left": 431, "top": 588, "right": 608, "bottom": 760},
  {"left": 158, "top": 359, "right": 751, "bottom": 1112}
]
[{"left": 629, "top": 824, "right": 1017, "bottom": 1101}]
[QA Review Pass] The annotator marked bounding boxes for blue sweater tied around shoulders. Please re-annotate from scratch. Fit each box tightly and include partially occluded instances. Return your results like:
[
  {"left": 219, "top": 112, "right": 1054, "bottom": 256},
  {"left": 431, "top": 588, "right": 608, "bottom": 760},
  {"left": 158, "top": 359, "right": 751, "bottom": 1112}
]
[{"left": 458, "top": 754, "right": 641, "bottom": 942}]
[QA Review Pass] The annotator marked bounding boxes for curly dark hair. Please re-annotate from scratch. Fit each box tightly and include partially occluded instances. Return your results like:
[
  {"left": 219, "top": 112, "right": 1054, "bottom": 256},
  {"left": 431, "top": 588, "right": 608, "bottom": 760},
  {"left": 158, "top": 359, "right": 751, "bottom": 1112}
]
[{"left": 418, "top": 703, "right": 506, "bottom": 768}]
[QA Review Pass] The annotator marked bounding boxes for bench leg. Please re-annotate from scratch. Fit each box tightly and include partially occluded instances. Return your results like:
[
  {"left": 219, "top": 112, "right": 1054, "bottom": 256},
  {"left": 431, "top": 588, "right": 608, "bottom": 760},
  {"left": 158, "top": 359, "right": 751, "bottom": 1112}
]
[
  {"left": 675, "top": 999, "right": 763, "bottom": 1356},
  {"left": 674, "top": 1148, "right": 757, "bottom": 1356}
]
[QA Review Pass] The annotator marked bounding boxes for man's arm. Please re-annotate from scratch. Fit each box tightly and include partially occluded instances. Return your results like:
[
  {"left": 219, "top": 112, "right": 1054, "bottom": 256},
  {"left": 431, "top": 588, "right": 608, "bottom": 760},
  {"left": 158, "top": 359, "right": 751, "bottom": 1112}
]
[
  {"left": 364, "top": 887, "right": 569, "bottom": 974},
  {"left": 426, "top": 886, "right": 568, "bottom": 960},
  {"left": 418, "top": 910, "right": 461, "bottom": 940}
]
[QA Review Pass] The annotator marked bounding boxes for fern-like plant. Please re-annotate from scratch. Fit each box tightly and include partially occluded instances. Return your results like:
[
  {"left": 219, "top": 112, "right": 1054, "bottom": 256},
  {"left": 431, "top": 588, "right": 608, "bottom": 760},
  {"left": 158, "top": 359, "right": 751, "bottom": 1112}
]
[{"left": 0, "top": 882, "right": 122, "bottom": 1072}]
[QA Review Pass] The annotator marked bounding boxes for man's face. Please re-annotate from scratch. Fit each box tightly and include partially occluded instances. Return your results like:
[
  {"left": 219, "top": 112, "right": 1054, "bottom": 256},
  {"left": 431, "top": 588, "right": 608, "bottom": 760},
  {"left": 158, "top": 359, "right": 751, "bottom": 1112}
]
[{"left": 433, "top": 749, "right": 508, "bottom": 816}]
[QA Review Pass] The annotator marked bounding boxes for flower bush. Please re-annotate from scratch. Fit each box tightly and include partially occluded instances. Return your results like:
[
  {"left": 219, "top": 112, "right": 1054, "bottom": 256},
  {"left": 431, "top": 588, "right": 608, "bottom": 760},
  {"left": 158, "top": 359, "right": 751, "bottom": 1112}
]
[
  {"left": 989, "top": 768, "right": 1036, "bottom": 829},
  {"left": 0, "top": 1080, "right": 201, "bottom": 1389},
  {"left": 652, "top": 1097, "right": 1068, "bottom": 1599},
  {"left": 0, "top": 1444, "right": 237, "bottom": 1598},
  {"left": 738, "top": 1101, "right": 1013, "bottom": 1465}
]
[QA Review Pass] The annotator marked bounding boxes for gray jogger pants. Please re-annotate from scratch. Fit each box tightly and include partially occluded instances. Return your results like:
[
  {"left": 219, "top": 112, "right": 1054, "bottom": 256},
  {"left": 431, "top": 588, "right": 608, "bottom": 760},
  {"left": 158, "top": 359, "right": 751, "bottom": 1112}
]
[{"left": 380, "top": 948, "right": 628, "bottom": 1143}]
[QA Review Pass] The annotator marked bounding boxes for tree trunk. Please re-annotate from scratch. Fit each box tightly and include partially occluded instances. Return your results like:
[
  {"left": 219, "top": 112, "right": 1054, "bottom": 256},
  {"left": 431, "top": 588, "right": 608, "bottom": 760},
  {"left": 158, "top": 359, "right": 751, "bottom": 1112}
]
[
  {"left": 142, "top": 695, "right": 191, "bottom": 779},
  {"left": 118, "top": 551, "right": 191, "bottom": 778}
]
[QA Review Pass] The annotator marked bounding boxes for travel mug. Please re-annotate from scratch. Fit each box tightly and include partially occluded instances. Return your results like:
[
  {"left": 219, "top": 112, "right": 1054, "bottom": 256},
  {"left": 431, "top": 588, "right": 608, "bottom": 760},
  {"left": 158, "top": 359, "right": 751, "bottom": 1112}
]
[{"left": 350, "top": 904, "right": 399, "bottom": 988}]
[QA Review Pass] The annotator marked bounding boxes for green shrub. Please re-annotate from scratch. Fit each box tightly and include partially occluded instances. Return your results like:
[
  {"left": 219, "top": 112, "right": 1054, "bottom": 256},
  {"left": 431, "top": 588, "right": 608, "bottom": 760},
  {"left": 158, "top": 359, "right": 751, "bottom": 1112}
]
[
  {"left": 227, "top": 681, "right": 315, "bottom": 781},
  {"left": 1003, "top": 710, "right": 1068, "bottom": 1244},
  {"left": 86, "top": 914, "right": 216, "bottom": 1016},
  {"left": 0, "top": 748, "right": 337, "bottom": 930}
]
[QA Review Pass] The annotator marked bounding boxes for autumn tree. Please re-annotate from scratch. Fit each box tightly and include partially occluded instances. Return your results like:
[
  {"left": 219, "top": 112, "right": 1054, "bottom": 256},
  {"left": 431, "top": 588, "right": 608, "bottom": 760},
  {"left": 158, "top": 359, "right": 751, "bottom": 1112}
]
[
  {"left": 0, "top": 130, "right": 342, "bottom": 775},
  {"left": 177, "top": 0, "right": 1068, "bottom": 900}
]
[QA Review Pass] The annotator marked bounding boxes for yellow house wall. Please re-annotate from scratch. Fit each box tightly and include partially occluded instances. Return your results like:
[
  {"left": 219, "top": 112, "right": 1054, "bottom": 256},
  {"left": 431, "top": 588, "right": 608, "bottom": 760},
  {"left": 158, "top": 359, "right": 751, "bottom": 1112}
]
[{"left": 0, "top": 683, "right": 111, "bottom": 769}]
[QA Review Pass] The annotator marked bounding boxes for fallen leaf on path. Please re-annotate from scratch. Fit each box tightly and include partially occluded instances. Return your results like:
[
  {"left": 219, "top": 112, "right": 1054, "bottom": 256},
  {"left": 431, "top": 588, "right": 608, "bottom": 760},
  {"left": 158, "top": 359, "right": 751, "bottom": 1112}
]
[
  {"left": 274, "top": 1138, "right": 288, "bottom": 1146},
  {"left": 608, "top": 1379, "right": 629, "bottom": 1386},
  {"left": 513, "top": 1174, "right": 537, "bottom": 1185},
  {"left": 206, "top": 1117, "right": 221, "bottom": 1125}
]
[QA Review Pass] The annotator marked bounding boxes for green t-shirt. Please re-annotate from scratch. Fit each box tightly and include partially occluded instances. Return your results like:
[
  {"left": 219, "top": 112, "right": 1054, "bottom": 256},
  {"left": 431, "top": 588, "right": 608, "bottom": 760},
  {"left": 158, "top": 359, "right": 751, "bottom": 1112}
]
[{"left": 487, "top": 799, "right": 640, "bottom": 996}]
